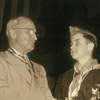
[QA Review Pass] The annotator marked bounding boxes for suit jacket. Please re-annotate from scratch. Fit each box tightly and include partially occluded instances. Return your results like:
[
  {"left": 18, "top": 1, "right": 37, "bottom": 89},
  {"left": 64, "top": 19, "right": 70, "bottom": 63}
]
[
  {"left": 54, "top": 68, "right": 100, "bottom": 100},
  {"left": 0, "top": 50, "right": 56, "bottom": 100}
]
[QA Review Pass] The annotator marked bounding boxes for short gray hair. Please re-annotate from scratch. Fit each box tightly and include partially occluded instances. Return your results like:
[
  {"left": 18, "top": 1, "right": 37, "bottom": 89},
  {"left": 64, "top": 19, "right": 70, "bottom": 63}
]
[{"left": 6, "top": 16, "right": 33, "bottom": 36}]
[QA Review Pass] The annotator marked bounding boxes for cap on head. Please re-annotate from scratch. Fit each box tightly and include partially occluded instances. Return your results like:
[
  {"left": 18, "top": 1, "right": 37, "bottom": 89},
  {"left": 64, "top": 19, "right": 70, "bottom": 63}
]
[{"left": 69, "top": 26, "right": 97, "bottom": 48}]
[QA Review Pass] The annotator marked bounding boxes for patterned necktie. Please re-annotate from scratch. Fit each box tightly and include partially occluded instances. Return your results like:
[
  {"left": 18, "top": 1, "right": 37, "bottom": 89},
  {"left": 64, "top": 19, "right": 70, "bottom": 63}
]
[{"left": 22, "top": 55, "right": 32, "bottom": 74}]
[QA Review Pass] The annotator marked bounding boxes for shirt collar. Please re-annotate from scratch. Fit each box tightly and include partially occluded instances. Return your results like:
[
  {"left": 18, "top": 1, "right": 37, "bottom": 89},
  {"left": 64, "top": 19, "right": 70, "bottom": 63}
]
[{"left": 10, "top": 47, "right": 27, "bottom": 57}]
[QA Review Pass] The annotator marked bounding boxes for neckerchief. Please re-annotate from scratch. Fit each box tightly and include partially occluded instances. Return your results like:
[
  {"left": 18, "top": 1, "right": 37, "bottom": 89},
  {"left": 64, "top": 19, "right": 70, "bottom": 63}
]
[{"left": 68, "top": 59, "right": 100, "bottom": 100}]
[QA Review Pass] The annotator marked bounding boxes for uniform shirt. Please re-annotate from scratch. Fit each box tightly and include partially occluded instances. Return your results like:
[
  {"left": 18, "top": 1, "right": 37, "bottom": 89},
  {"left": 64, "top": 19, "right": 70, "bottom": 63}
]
[{"left": 68, "top": 59, "right": 99, "bottom": 100}]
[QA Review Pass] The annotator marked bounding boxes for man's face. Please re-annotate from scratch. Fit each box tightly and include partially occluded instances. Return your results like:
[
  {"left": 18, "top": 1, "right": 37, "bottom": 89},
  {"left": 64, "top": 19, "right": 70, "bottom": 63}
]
[
  {"left": 70, "top": 33, "right": 89, "bottom": 61},
  {"left": 14, "top": 20, "right": 37, "bottom": 53}
]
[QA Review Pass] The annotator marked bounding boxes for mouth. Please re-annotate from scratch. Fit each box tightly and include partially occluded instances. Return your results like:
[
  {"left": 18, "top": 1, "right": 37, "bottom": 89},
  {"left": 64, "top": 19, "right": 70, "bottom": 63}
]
[
  {"left": 71, "top": 51, "right": 77, "bottom": 54},
  {"left": 29, "top": 41, "right": 35, "bottom": 47},
  {"left": 31, "top": 40, "right": 36, "bottom": 44}
]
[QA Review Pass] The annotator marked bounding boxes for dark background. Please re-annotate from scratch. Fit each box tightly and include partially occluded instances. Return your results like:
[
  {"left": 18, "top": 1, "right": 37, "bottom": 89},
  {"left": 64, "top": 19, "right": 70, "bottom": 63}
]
[{"left": 1, "top": 0, "right": 100, "bottom": 90}]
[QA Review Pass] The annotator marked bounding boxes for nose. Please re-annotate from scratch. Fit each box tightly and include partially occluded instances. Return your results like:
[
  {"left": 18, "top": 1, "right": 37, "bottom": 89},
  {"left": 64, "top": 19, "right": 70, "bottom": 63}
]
[
  {"left": 32, "top": 32, "right": 37, "bottom": 40},
  {"left": 70, "top": 45, "right": 73, "bottom": 50},
  {"left": 29, "top": 29, "right": 37, "bottom": 40},
  {"left": 70, "top": 43, "right": 74, "bottom": 51},
  {"left": 34, "top": 34, "right": 37, "bottom": 40}
]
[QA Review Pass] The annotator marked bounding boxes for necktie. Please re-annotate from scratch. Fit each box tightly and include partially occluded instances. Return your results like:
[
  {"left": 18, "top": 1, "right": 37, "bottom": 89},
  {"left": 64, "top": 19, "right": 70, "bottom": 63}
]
[
  {"left": 22, "top": 55, "right": 30, "bottom": 65},
  {"left": 22, "top": 55, "right": 32, "bottom": 74}
]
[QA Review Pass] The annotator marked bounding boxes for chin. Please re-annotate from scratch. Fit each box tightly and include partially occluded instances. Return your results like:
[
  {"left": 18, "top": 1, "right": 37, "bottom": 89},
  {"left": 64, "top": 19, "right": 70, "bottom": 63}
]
[
  {"left": 26, "top": 47, "right": 34, "bottom": 53},
  {"left": 72, "top": 55, "right": 78, "bottom": 60},
  {"left": 30, "top": 47, "right": 35, "bottom": 51}
]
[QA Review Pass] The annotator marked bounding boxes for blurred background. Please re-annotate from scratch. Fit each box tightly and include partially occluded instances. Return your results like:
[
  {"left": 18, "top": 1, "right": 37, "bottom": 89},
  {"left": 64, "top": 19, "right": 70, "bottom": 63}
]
[{"left": 0, "top": 0, "right": 100, "bottom": 92}]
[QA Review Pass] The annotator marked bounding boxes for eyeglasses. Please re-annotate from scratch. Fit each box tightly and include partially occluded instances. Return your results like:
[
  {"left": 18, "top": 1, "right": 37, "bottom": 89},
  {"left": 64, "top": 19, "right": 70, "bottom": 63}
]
[{"left": 12, "top": 28, "right": 36, "bottom": 36}]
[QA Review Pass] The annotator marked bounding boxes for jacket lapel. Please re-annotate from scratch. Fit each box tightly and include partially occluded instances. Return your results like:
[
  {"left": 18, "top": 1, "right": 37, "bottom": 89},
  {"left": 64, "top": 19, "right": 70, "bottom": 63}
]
[
  {"left": 26, "top": 61, "right": 40, "bottom": 99},
  {"left": 5, "top": 51, "right": 32, "bottom": 85}
]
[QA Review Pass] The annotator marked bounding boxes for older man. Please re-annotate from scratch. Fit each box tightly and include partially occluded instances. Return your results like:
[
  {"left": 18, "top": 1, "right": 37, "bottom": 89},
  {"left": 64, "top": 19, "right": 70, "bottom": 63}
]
[
  {"left": 0, "top": 17, "right": 56, "bottom": 100},
  {"left": 54, "top": 26, "right": 100, "bottom": 100}
]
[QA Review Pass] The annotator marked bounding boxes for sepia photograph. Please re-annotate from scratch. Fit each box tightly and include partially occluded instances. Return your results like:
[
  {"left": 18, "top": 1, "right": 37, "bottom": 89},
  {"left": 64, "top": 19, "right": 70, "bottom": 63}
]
[{"left": 0, "top": 0, "right": 100, "bottom": 100}]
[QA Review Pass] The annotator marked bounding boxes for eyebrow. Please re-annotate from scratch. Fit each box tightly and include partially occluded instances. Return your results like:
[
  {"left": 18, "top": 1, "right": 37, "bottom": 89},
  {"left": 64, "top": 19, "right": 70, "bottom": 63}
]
[{"left": 71, "top": 39, "right": 80, "bottom": 43}]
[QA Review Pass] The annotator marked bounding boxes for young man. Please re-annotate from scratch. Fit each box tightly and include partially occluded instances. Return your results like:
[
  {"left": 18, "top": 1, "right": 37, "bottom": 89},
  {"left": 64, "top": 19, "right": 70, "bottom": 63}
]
[
  {"left": 0, "top": 17, "right": 56, "bottom": 100},
  {"left": 54, "top": 26, "right": 100, "bottom": 100}
]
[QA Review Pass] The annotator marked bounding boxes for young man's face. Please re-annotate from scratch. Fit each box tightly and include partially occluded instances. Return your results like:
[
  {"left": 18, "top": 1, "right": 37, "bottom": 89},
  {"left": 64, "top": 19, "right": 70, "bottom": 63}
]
[{"left": 70, "top": 33, "right": 90, "bottom": 61}]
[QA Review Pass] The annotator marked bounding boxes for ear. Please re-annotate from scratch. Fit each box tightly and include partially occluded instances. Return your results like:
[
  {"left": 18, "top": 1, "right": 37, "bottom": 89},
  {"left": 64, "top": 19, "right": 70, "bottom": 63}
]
[
  {"left": 8, "top": 29, "right": 16, "bottom": 39},
  {"left": 88, "top": 43, "right": 94, "bottom": 51}
]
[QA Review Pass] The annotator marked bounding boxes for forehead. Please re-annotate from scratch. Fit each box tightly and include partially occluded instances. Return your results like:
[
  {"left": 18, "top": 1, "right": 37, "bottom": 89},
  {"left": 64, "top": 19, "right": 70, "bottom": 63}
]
[
  {"left": 7, "top": 18, "right": 36, "bottom": 31},
  {"left": 17, "top": 20, "right": 36, "bottom": 32},
  {"left": 71, "top": 33, "right": 86, "bottom": 42}
]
